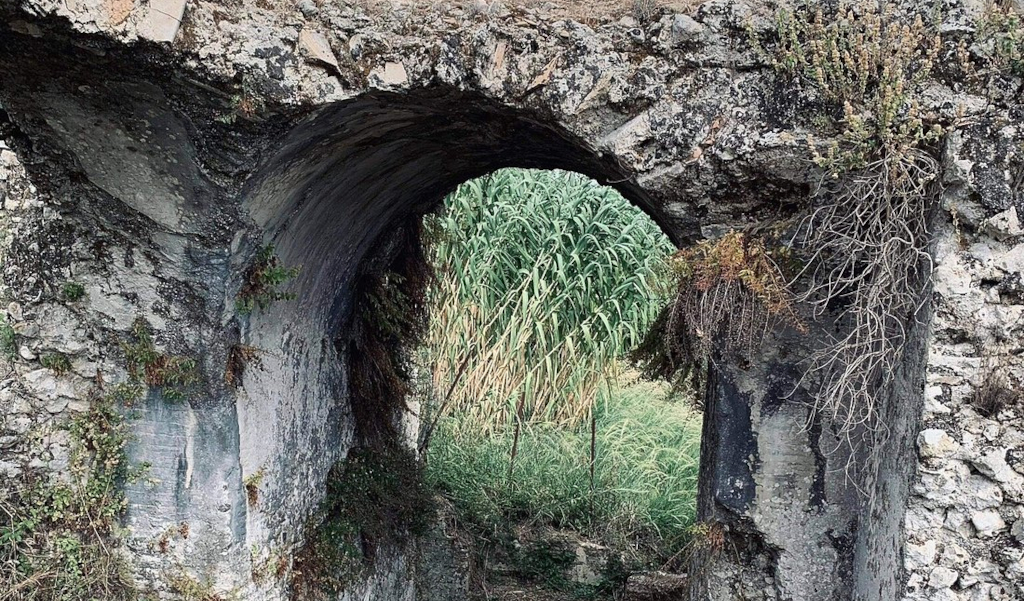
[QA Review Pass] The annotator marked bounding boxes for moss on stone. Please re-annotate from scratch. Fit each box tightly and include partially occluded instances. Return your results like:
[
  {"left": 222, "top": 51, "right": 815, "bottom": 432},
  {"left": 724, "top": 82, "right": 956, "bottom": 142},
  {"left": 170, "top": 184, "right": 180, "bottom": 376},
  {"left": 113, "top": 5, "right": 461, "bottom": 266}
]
[{"left": 291, "top": 445, "right": 435, "bottom": 598}]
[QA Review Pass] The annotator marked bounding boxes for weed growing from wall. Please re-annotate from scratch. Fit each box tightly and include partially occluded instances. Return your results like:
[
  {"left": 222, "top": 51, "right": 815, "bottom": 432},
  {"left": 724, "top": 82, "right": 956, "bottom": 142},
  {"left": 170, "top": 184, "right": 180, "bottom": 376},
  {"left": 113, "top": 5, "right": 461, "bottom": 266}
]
[
  {"left": 973, "top": 356, "right": 1022, "bottom": 418},
  {"left": 980, "top": 6, "right": 1024, "bottom": 77},
  {"left": 243, "top": 467, "right": 266, "bottom": 507},
  {"left": 61, "top": 282, "right": 86, "bottom": 302},
  {"left": 0, "top": 383, "right": 144, "bottom": 600},
  {"left": 1, "top": 321, "right": 16, "bottom": 360},
  {"left": 751, "top": 3, "right": 943, "bottom": 170},
  {"left": 40, "top": 352, "right": 71, "bottom": 375},
  {"left": 168, "top": 569, "right": 232, "bottom": 601},
  {"left": 236, "top": 244, "right": 300, "bottom": 315},
  {"left": 748, "top": 2, "right": 943, "bottom": 432},
  {"left": 122, "top": 317, "right": 199, "bottom": 401},
  {"left": 633, "top": 232, "right": 800, "bottom": 396},
  {"left": 225, "top": 344, "right": 263, "bottom": 388}
]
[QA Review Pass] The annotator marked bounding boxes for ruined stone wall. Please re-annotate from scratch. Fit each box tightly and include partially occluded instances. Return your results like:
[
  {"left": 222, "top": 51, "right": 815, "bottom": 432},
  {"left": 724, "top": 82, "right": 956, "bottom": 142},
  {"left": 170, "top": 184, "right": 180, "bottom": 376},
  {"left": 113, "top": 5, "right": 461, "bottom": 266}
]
[
  {"left": 0, "top": 1, "right": 1022, "bottom": 600},
  {"left": 902, "top": 127, "right": 1024, "bottom": 601}
]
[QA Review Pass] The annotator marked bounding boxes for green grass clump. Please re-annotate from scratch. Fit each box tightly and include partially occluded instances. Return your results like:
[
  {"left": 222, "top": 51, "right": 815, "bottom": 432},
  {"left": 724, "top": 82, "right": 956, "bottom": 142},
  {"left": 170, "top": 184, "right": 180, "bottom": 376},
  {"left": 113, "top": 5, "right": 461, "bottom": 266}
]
[
  {"left": 425, "top": 168, "right": 674, "bottom": 429},
  {"left": 40, "top": 352, "right": 72, "bottom": 375},
  {"left": 1, "top": 322, "right": 16, "bottom": 360},
  {"left": 61, "top": 282, "right": 86, "bottom": 302},
  {"left": 425, "top": 379, "right": 702, "bottom": 566}
]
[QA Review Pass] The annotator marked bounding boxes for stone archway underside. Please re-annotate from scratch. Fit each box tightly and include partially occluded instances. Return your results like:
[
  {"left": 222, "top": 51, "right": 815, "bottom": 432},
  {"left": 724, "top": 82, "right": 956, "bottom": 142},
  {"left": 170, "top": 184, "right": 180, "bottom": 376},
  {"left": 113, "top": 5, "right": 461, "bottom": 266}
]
[{"left": 2, "top": 2, "right": 1019, "bottom": 601}]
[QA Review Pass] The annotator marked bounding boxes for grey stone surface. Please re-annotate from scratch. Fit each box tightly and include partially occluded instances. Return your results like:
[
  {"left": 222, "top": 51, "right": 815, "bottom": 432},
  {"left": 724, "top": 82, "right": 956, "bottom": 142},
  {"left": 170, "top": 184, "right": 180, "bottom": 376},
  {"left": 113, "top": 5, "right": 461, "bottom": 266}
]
[{"left": 0, "top": 1, "right": 1020, "bottom": 601}]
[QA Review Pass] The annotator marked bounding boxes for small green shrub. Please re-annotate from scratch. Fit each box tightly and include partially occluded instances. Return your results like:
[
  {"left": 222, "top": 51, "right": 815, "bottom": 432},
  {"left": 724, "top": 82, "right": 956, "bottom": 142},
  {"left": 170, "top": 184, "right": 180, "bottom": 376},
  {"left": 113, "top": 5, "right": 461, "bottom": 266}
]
[
  {"left": 1, "top": 322, "right": 16, "bottom": 360},
  {"left": 40, "top": 352, "right": 72, "bottom": 375},
  {"left": 61, "top": 282, "right": 86, "bottom": 302},
  {"left": 122, "top": 317, "right": 199, "bottom": 401},
  {"left": 981, "top": 6, "right": 1024, "bottom": 77},
  {"left": 750, "top": 3, "right": 942, "bottom": 172},
  {"left": 236, "top": 244, "right": 300, "bottom": 315}
]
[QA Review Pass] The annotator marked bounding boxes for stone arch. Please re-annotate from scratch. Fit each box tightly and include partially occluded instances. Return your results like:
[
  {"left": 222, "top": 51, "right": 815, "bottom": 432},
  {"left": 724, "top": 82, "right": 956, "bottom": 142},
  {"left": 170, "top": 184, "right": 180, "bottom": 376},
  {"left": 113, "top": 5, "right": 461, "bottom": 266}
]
[
  {"left": 231, "top": 86, "right": 680, "bottom": 565},
  {"left": 228, "top": 88, "right": 877, "bottom": 601},
  {"left": 231, "top": 89, "right": 701, "bottom": 600},
  {"left": 0, "top": 4, "right": 972, "bottom": 600}
]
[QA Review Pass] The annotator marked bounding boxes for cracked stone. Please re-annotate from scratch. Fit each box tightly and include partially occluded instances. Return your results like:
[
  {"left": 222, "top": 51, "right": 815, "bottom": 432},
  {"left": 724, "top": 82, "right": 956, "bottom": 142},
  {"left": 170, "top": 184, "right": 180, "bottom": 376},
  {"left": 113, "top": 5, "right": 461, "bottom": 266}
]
[
  {"left": 982, "top": 207, "right": 1023, "bottom": 240},
  {"left": 906, "top": 540, "right": 937, "bottom": 569}
]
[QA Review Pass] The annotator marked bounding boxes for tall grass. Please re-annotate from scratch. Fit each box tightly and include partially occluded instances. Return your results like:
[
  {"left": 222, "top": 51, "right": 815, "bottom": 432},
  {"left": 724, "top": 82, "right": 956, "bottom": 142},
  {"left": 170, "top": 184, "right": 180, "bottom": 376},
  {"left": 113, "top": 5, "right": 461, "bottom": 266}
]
[
  {"left": 424, "top": 168, "right": 675, "bottom": 428},
  {"left": 421, "top": 168, "right": 701, "bottom": 568},
  {"left": 425, "top": 378, "right": 702, "bottom": 563}
]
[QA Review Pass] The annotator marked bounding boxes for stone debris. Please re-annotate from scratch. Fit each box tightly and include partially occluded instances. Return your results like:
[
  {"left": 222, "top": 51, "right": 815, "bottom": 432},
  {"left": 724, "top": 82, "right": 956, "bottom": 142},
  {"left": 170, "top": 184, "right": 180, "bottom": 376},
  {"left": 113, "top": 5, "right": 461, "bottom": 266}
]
[
  {"left": 970, "top": 510, "right": 1006, "bottom": 538},
  {"left": 297, "top": 28, "right": 339, "bottom": 70},
  {"left": 918, "top": 429, "right": 960, "bottom": 458},
  {"left": 981, "top": 207, "right": 1023, "bottom": 241}
]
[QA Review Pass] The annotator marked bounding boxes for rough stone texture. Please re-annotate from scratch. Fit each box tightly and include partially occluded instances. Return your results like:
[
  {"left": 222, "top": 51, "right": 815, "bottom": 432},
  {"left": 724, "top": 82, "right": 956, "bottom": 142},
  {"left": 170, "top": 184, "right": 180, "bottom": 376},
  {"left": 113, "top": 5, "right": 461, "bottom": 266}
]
[
  {"left": 0, "top": 1, "right": 1020, "bottom": 600},
  {"left": 902, "top": 124, "right": 1024, "bottom": 601}
]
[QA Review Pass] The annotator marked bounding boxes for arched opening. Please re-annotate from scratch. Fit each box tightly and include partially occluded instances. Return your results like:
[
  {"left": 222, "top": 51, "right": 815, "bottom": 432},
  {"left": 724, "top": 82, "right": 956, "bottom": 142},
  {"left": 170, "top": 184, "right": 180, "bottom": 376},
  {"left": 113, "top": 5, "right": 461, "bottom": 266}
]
[
  {"left": 418, "top": 168, "right": 697, "bottom": 599},
  {"left": 233, "top": 90, "right": 699, "bottom": 598}
]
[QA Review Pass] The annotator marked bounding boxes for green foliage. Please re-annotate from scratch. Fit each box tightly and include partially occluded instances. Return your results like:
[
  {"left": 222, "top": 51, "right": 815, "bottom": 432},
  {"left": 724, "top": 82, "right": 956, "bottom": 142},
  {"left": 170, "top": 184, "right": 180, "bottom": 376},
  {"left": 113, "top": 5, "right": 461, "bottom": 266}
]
[
  {"left": 1, "top": 321, "right": 16, "bottom": 360},
  {"left": 425, "top": 379, "right": 702, "bottom": 566},
  {"left": 425, "top": 169, "right": 674, "bottom": 429},
  {"left": 40, "top": 352, "right": 72, "bottom": 375},
  {"left": 236, "top": 244, "right": 300, "bottom": 315},
  {"left": 751, "top": 2, "right": 943, "bottom": 172},
  {"left": 61, "top": 282, "right": 86, "bottom": 302},
  {"left": 293, "top": 446, "right": 435, "bottom": 598},
  {"left": 122, "top": 317, "right": 199, "bottom": 401},
  {"left": 981, "top": 6, "right": 1024, "bottom": 77},
  {"left": 0, "top": 384, "right": 143, "bottom": 600}
]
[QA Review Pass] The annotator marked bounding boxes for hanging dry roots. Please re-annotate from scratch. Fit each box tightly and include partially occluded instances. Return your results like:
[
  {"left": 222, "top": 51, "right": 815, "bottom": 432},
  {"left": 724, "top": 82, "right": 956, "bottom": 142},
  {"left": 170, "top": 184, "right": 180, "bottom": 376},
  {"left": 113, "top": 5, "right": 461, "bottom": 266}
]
[
  {"left": 634, "top": 232, "right": 802, "bottom": 392},
  {"left": 789, "top": 148, "right": 938, "bottom": 433}
]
